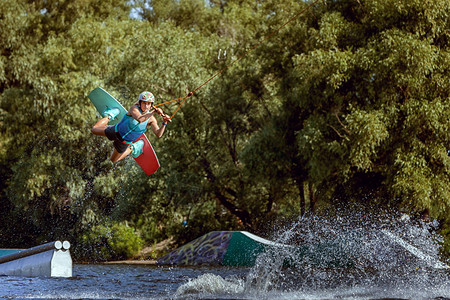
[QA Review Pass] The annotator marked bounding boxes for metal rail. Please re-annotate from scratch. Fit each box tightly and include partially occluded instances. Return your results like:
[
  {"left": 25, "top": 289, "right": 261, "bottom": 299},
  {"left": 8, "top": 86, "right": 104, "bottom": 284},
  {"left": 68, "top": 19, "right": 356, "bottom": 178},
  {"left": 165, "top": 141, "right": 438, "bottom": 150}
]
[{"left": 0, "top": 241, "right": 70, "bottom": 265}]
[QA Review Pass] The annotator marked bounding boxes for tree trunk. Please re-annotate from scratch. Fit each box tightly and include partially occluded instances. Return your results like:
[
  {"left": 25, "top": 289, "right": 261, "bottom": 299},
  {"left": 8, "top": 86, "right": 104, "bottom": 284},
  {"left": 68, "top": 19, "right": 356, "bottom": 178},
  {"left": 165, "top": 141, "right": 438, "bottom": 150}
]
[
  {"left": 200, "top": 156, "right": 252, "bottom": 228},
  {"left": 299, "top": 182, "right": 306, "bottom": 216},
  {"left": 308, "top": 182, "right": 316, "bottom": 213}
]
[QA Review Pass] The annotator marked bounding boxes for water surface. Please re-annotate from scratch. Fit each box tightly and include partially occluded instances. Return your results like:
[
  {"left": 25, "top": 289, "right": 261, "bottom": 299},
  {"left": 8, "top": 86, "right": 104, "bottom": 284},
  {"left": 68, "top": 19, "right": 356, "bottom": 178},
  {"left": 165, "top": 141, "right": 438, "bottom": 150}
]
[
  {"left": 1, "top": 263, "right": 449, "bottom": 299},
  {"left": 1, "top": 212, "right": 450, "bottom": 299}
]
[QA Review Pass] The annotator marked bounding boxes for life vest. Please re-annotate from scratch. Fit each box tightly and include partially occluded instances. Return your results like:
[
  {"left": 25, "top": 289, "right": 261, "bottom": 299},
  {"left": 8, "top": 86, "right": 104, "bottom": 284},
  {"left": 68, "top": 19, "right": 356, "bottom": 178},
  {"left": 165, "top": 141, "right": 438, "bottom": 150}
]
[{"left": 115, "top": 105, "right": 149, "bottom": 143}]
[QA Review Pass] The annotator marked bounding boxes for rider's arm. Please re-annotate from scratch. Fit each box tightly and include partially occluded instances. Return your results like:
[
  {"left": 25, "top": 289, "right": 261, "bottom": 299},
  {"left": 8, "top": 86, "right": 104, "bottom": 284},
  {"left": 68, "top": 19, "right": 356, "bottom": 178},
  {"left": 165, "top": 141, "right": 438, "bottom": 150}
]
[
  {"left": 129, "top": 105, "right": 154, "bottom": 123},
  {"left": 149, "top": 110, "right": 172, "bottom": 138}
]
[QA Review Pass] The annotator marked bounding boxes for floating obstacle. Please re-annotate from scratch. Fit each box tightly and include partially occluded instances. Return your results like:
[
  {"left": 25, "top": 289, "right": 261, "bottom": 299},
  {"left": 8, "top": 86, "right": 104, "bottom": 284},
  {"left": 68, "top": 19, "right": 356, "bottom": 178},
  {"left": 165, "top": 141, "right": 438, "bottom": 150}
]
[
  {"left": 0, "top": 241, "right": 72, "bottom": 277},
  {"left": 157, "top": 231, "right": 353, "bottom": 268}
]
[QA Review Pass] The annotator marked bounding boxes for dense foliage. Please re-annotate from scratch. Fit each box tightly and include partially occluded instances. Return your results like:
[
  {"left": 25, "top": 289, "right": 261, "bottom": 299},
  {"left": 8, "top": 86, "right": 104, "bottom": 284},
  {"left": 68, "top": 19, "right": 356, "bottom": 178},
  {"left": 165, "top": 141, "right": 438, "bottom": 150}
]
[{"left": 0, "top": 0, "right": 449, "bottom": 260}]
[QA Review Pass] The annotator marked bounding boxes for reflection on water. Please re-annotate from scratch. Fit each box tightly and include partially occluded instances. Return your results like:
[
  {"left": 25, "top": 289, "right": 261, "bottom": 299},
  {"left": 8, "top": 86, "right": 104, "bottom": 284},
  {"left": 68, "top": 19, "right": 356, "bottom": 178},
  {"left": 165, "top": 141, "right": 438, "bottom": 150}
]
[
  {"left": 0, "top": 264, "right": 249, "bottom": 299},
  {"left": 1, "top": 212, "right": 450, "bottom": 300}
]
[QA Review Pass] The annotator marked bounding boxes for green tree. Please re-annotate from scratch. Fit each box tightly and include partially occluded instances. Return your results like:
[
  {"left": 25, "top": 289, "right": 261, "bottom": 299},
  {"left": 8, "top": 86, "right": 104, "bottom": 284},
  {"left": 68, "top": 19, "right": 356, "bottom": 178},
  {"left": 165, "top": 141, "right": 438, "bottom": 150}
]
[
  {"left": 1, "top": 0, "right": 449, "bottom": 260},
  {"left": 0, "top": 0, "right": 136, "bottom": 246},
  {"left": 289, "top": 0, "right": 450, "bottom": 221}
]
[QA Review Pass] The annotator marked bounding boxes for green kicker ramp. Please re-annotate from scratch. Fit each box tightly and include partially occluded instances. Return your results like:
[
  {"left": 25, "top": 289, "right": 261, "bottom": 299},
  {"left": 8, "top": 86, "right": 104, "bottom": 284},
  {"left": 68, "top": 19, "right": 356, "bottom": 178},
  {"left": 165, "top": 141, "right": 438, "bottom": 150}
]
[{"left": 156, "top": 231, "right": 354, "bottom": 268}]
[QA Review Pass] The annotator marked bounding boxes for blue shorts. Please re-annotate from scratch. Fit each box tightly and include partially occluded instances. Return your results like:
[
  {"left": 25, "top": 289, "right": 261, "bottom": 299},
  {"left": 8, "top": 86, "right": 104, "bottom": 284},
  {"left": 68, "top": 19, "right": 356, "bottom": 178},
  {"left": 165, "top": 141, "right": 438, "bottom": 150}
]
[{"left": 105, "top": 126, "right": 130, "bottom": 154}]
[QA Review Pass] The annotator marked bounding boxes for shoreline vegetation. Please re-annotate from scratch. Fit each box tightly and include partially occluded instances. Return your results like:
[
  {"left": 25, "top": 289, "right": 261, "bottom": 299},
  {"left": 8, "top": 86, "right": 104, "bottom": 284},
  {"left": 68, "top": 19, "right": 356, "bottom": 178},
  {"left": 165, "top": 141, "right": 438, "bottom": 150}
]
[{"left": 0, "top": 0, "right": 449, "bottom": 262}]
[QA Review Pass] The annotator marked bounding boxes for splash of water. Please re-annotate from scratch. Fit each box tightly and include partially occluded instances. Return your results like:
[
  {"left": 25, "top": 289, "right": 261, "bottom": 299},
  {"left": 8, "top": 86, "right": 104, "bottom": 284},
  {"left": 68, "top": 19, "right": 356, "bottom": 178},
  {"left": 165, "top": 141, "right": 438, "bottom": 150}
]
[
  {"left": 244, "top": 210, "right": 449, "bottom": 296},
  {"left": 175, "top": 210, "right": 450, "bottom": 299},
  {"left": 174, "top": 273, "right": 245, "bottom": 297}
]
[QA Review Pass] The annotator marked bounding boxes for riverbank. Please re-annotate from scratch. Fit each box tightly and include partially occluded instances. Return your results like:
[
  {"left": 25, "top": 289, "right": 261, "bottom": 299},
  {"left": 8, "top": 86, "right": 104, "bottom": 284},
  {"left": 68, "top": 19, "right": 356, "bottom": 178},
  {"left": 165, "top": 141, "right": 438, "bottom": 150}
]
[
  {"left": 103, "top": 238, "right": 174, "bottom": 265},
  {"left": 103, "top": 259, "right": 157, "bottom": 265}
]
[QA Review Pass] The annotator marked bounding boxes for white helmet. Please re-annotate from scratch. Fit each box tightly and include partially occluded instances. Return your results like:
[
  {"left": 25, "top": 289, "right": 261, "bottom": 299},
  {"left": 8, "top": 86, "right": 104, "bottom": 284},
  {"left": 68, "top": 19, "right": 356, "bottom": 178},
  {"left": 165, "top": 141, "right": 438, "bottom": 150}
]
[{"left": 138, "top": 91, "right": 155, "bottom": 103}]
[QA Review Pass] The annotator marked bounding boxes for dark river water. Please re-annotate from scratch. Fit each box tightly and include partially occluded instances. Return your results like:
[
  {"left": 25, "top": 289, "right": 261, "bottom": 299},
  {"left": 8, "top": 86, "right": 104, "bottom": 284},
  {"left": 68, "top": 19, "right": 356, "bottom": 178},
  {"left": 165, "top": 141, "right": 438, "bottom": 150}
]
[
  {"left": 0, "top": 263, "right": 449, "bottom": 299},
  {"left": 1, "top": 213, "right": 450, "bottom": 299}
]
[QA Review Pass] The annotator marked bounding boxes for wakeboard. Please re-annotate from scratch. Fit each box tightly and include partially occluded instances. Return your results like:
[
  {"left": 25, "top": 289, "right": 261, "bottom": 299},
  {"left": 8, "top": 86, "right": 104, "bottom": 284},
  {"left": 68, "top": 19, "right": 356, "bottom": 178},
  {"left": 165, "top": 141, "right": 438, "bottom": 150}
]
[{"left": 88, "top": 87, "right": 160, "bottom": 175}]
